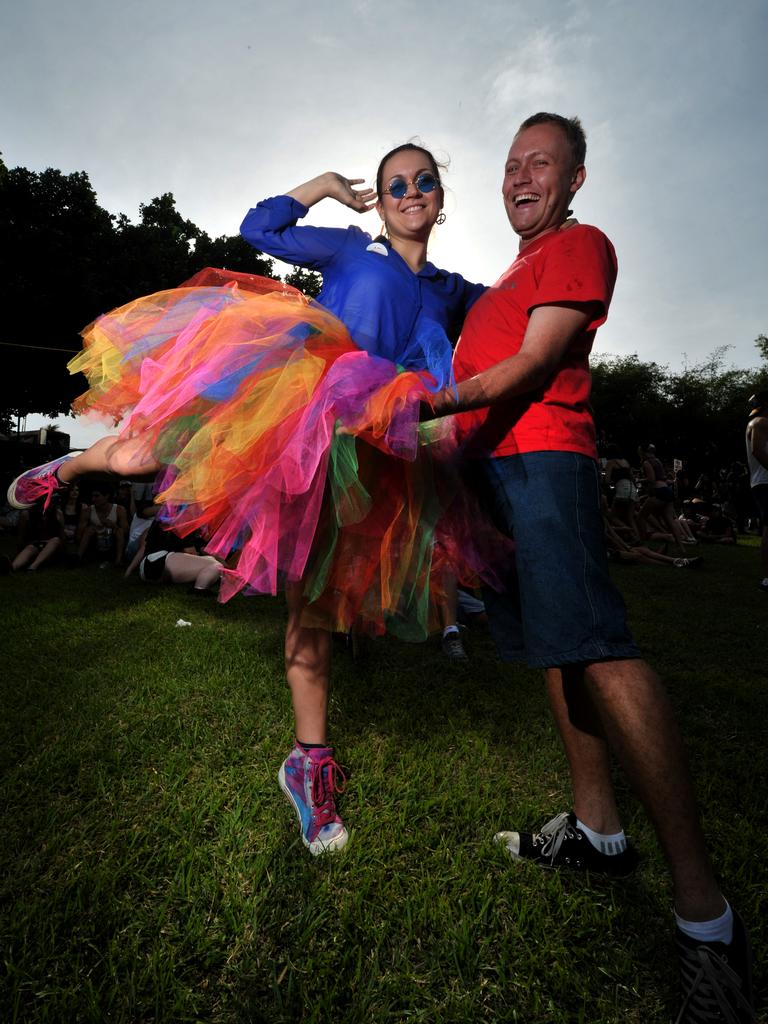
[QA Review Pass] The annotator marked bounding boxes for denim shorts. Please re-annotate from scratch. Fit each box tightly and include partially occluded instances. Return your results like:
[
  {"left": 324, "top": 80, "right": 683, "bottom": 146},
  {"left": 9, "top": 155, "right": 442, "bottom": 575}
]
[
  {"left": 475, "top": 451, "right": 641, "bottom": 668},
  {"left": 752, "top": 484, "right": 768, "bottom": 521}
]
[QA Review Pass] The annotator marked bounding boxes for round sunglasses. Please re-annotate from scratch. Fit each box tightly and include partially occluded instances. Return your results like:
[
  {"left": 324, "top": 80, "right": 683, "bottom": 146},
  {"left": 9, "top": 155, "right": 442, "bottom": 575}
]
[{"left": 381, "top": 172, "right": 440, "bottom": 199}]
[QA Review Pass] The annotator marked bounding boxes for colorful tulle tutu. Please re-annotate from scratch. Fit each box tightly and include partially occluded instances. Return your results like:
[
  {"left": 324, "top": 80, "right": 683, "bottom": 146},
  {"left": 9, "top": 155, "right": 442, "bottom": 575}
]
[{"left": 69, "top": 268, "right": 509, "bottom": 637}]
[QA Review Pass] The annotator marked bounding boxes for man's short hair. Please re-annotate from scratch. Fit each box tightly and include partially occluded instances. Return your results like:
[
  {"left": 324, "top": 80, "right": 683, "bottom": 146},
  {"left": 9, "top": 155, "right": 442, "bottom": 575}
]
[{"left": 518, "top": 112, "right": 586, "bottom": 167}]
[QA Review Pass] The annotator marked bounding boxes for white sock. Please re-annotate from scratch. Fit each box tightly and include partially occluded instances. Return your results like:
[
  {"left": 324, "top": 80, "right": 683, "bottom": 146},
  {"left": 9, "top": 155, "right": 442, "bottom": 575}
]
[
  {"left": 575, "top": 817, "right": 627, "bottom": 855},
  {"left": 675, "top": 901, "right": 733, "bottom": 945},
  {"left": 442, "top": 625, "right": 459, "bottom": 638}
]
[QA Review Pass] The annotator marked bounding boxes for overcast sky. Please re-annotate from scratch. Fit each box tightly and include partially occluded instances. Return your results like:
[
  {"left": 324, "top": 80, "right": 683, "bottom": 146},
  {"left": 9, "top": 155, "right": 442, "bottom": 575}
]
[{"left": 2, "top": 0, "right": 766, "bottom": 445}]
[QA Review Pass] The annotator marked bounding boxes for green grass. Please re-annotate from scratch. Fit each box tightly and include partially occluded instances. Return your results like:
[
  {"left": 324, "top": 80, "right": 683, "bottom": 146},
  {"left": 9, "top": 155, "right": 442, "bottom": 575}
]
[{"left": 1, "top": 542, "right": 766, "bottom": 1022}]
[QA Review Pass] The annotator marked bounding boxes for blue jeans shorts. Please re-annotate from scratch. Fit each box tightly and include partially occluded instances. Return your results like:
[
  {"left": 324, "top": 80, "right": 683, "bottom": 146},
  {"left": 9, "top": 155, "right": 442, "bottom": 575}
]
[
  {"left": 752, "top": 484, "right": 768, "bottom": 521},
  {"left": 475, "top": 451, "right": 641, "bottom": 668}
]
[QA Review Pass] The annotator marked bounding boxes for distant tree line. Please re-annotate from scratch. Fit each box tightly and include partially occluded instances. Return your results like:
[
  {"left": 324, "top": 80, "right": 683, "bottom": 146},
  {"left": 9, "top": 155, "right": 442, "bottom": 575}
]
[
  {"left": 591, "top": 343, "right": 768, "bottom": 472},
  {"left": 1, "top": 156, "right": 765, "bottom": 475}
]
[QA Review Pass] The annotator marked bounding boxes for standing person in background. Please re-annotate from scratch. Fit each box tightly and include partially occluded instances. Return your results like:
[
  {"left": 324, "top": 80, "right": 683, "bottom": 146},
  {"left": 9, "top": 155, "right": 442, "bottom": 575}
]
[
  {"left": 425, "top": 112, "right": 754, "bottom": 1022},
  {"left": 746, "top": 390, "right": 768, "bottom": 593}
]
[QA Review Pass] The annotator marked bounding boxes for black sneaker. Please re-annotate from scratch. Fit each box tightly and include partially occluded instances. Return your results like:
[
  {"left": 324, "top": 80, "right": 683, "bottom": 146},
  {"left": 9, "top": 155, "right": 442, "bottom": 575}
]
[
  {"left": 674, "top": 910, "right": 755, "bottom": 1023},
  {"left": 494, "top": 811, "right": 639, "bottom": 878},
  {"left": 441, "top": 629, "right": 468, "bottom": 661}
]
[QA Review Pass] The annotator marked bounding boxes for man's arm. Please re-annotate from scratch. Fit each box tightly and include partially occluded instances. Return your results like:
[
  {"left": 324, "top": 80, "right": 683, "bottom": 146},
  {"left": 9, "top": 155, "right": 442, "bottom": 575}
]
[
  {"left": 430, "top": 302, "right": 600, "bottom": 417},
  {"left": 749, "top": 417, "right": 768, "bottom": 471}
]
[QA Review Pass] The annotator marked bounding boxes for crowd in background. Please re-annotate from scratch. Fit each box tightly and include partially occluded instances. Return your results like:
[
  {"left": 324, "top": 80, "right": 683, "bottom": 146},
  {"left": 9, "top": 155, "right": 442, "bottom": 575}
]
[{"left": 1, "top": 442, "right": 762, "bottom": 598}]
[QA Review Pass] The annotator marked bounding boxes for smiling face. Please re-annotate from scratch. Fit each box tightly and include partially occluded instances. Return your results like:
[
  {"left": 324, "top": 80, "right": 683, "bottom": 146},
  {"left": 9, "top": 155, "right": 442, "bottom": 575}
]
[
  {"left": 375, "top": 148, "right": 443, "bottom": 244},
  {"left": 502, "top": 122, "right": 585, "bottom": 245}
]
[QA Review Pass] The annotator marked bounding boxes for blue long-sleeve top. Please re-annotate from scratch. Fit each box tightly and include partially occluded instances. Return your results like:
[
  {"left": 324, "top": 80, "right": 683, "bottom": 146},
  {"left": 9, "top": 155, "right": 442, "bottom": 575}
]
[{"left": 240, "top": 195, "right": 486, "bottom": 389}]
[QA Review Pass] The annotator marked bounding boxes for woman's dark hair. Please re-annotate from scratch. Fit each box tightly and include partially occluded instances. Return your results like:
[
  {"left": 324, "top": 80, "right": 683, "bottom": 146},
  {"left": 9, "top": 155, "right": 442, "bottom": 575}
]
[{"left": 375, "top": 142, "right": 445, "bottom": 196}]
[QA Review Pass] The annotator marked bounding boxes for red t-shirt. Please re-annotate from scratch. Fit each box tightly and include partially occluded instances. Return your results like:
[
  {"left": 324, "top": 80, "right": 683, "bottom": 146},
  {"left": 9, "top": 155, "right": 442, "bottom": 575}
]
[{"left": 452, "top": 223, "right": 617, "bottom": 459}]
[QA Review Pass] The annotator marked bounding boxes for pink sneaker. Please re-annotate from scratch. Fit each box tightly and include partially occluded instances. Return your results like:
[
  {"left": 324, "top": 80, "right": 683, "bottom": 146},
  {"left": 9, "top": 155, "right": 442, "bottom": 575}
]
[
  {"left": 278, "top": 744, "right": 348, "bottom": 855},
  {"left": 7, "top": 454, "right": 74, "bottom": 510}
]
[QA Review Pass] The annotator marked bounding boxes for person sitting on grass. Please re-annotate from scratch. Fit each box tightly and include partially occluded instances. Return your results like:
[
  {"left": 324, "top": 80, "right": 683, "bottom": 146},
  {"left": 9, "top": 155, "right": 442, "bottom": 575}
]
[
  {"left": 603, "top": 443, "right": 639, "bottom": 530},
  {"left": 60, "top": 482, "right": 87, "bottom": 554},
  {"left": 125, "top": 517, "right": 222, "bottom": 594},
  {"left": 0, "top": 502, "right": 65, "bottom": 573},
  {"left": 637, "top": 444, "right": 690, "bottom": 557},
  {"left": 77, "top": 486, "right": 128, "bottom": 567},
  {"left": 125, "top": 480, "right": 158, "bottom": 561},
  {"left": 604, "top": 513, "right": 701, "bottom": 568},
  {"left": 698, "top": 505, "right": 737, "bottom": 545}
]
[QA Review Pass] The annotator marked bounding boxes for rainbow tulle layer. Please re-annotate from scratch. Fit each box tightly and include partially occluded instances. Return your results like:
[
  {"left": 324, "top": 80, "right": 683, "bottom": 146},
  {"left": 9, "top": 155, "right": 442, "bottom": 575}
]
[{"left": 69, "top": 268, "right": 509, "bottom": 637}]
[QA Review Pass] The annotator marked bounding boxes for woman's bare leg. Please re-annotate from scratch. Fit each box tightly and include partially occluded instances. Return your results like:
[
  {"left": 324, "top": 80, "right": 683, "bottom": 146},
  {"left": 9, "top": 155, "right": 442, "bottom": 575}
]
[
  {"left": 284, "top": 581, "right": 331, "bottom": 745},
  {"left": 59, "top": 435, "right": 162, "bottom": 483}
]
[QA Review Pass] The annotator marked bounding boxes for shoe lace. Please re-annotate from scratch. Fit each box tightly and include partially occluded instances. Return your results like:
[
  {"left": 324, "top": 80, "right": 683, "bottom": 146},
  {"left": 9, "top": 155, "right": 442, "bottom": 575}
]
[
  {"left": 29, "top": 461, "right": 64, "bottom": 511},
  {"left": 310, "top": 756, "right": 347, "bottom": 828},
  {"left": 533, "top": 812, "right": 576, "bottom": 862},
  {"left": 674, "top": 942, "right": 753, "bottom": 1024}
]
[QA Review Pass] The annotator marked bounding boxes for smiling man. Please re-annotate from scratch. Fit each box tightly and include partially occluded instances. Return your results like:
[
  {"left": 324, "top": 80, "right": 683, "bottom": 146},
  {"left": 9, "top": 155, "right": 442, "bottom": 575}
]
[{"left": 429, "top": 113, "right": 755, "bottom": 1022}]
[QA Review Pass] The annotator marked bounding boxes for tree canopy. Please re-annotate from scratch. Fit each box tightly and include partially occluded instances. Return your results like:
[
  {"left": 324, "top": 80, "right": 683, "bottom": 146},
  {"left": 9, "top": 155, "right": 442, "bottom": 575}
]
[{"left": 591, "top": 344, "right": 768, "bottom": 468}]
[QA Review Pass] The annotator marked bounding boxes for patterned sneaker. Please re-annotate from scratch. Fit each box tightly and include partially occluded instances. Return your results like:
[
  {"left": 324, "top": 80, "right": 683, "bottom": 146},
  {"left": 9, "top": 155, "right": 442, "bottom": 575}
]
[
  {"left": 7, "top": 454, "right": 74, "bottom": 510},
  {"left": 675, "top": 910, "right": 755, "bottom": 1023},
  {"left": 494, "top": 811, "right": 639, "bottom": 878},
  {"left": 278, "top": 744, "right": 348, "bottom": 855},
  {"left": 441, "top": 627, "right": 468, "bottom": 661}
]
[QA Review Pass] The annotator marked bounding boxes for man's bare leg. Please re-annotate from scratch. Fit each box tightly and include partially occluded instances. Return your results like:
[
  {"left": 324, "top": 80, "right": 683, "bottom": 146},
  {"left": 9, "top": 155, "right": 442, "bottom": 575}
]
[
  {"left": 584, "top": 658, "right": 724, "bottom": 921},
  {"left": 546, "top": 666, "right": 622, "bottom": 834}
]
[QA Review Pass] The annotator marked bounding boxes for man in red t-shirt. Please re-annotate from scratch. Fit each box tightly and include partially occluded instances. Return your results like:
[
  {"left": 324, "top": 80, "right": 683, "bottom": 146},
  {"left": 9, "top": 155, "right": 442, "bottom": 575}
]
[{"left": 428, "top": 114, "right": 754, "bottom": 1020}]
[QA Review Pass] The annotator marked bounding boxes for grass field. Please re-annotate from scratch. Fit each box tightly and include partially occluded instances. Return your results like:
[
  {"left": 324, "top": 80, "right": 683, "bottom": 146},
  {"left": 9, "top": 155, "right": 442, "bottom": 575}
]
[{"left": 1, "top": 539, "right": 766, "bottom": 1023}]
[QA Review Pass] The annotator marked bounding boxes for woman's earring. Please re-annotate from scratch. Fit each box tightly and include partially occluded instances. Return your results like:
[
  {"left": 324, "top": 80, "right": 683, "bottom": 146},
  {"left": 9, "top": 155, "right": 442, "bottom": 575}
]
[{"left": 436, "top": 212, "right": 446, "bottom": 225}]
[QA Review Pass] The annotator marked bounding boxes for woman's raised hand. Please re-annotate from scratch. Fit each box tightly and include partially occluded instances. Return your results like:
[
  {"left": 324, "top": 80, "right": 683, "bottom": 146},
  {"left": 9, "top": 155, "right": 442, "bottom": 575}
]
[
  {"left": 324, "top": 174, "right": 376, "bottom": 213},
  {"left": 287, "top": 172, "right": 376, "bottom": 212}
]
